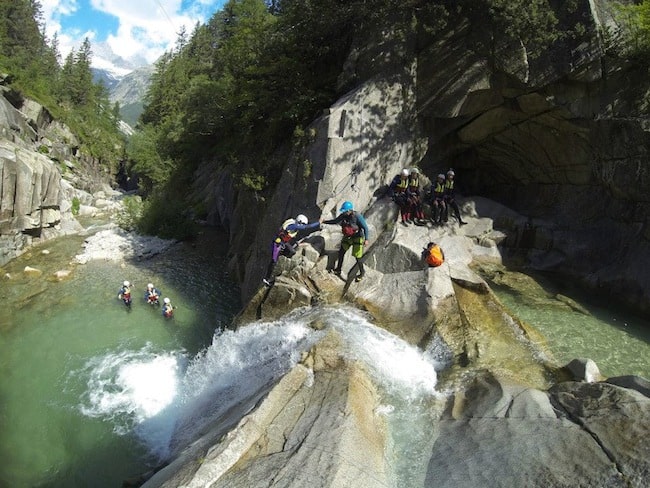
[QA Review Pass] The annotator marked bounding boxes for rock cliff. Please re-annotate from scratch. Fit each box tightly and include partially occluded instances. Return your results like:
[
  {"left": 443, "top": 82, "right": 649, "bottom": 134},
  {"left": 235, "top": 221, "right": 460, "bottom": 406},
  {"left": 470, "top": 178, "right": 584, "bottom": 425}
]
[
  {"left": 0, "top": 80, "right": 115, "bottom": 264},
  {"left": 205, "top": 0, "right": 650, "bottom": 316},
  {"left": 152, "top": 1, "right": 650, "bottom": 486}
]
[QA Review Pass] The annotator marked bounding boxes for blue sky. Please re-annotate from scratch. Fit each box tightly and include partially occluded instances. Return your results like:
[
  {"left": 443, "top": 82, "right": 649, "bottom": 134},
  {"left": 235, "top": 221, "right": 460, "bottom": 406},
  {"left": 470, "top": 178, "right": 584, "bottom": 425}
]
[{"left": 41, "top": 0, "right": 227, "bottom": 65}]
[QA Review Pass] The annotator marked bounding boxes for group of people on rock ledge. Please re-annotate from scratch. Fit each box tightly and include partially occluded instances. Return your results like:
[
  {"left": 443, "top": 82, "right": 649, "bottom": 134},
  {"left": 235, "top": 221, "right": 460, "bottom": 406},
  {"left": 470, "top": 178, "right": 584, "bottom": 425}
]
[
  {"left": 389, "top": 167, "right": 467, "bottom": 227},
  {"left": 262, "top": 168, "right": 465, "bottom": 287}
]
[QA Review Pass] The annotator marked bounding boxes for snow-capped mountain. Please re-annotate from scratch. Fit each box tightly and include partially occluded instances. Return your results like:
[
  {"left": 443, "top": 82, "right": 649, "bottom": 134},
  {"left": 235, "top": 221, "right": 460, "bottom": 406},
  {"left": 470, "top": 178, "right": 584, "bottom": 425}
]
[
  {"left": 92, "top": 41, "right": 148, "bottom": 78},
  {"left": 91, "top": 42, "right": 152, "bottom": 127}
]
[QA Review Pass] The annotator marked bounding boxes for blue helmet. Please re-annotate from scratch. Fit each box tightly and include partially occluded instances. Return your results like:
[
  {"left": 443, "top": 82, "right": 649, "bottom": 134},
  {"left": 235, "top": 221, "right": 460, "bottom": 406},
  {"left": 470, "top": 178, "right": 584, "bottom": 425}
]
[{"left": 339, "top": 201, "right": 353, "bottom": 212}]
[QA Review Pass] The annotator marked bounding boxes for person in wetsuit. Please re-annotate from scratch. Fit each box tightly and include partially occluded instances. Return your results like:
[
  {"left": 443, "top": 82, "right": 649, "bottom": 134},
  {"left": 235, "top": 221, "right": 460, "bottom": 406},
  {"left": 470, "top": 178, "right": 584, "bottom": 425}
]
[{"left": 323, "top": 201, "right": 370, "bottom": 282}]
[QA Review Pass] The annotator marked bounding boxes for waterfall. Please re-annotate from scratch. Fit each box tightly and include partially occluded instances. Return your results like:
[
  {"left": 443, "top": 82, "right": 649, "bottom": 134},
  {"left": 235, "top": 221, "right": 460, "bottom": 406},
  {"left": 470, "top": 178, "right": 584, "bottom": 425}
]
[{"left": 78, "top": 306, "right": 442, "bottom": 462}]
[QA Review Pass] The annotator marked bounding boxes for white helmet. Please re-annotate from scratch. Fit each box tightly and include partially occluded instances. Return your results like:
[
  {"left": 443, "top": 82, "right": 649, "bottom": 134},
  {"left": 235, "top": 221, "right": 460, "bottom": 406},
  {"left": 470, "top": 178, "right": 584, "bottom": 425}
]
[
  {"left": 447, "top": 169, "right": 455, "bottom": 177},
  {"left": 437, "top": 174, "right": 445, "bottom": 179},
  {"left": 163, "top": 297, "right": 171, "bottom": 304},
  {"left": 401, "top": 168, "right": 409, "bottom": 177},
  {"left": 147, "top": 283, "right": 154, "bottom": 289},
  {"left": 410, "top": 167, "right": 420, "bottom": 174},
  {"left": 123, "top": 280, "right": 130, "bottom": 287},
  {"left": 296, "top": 214, "right": 308, "bottom": 225}
]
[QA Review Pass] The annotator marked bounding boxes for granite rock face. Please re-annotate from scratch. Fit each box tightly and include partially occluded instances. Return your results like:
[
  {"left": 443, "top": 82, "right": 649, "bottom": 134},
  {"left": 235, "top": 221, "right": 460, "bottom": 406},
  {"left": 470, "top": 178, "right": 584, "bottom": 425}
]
[
  {"left": 0, "top": 86, "right": 106, "bottom": 263},
  {"left": 0, "top": 139, "right": 63, "bottom": 264}
]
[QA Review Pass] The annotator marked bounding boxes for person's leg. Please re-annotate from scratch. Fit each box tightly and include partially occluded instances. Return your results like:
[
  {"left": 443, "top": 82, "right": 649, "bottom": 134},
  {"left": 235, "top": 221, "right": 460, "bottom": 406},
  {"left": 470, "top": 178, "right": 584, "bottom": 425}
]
[
  {"left": 334, "top": 239, "right": 350, "bottom": 274},
  {"left": 399, "top": 202, "right": 408, "bottom": 223},
  {"left": 351, "top": 238, "right": 364, "bottom": 281},
  {"left": 263, "top": 242, "right": 282, "bottom": 284},
  {"left": 451, "top": 199, "right": 466, "bottom": 224}
]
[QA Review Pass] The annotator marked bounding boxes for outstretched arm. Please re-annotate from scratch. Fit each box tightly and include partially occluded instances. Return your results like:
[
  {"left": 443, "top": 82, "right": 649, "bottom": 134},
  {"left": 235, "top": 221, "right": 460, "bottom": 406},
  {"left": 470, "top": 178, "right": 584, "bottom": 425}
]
[{"left": 323, "top": 214, "right": 343, "bottom": 225}]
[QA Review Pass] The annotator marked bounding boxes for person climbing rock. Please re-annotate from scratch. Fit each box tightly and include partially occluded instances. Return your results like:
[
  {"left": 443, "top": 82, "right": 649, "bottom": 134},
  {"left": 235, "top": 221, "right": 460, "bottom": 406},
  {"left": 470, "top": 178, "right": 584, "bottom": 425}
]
[
  {"left": 323, "top": 201, "right": 370, "bottom": 282},
  {"left": 263, "top": 214, "right": 322, "bottom": 287}
]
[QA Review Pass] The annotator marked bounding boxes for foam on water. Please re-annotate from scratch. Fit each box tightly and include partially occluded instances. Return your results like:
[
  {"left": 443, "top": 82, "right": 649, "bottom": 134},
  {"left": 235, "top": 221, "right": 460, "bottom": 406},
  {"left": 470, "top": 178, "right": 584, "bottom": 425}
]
[{"left": 79, "top": 306, "right": 440, "bottom": 461}]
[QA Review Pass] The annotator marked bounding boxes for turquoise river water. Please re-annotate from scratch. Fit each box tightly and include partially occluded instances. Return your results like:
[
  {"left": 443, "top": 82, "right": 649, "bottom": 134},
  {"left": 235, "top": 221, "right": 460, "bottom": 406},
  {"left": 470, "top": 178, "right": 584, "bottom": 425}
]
[{"left": 0, "top": 230, "right": 648, "bottom": 488}]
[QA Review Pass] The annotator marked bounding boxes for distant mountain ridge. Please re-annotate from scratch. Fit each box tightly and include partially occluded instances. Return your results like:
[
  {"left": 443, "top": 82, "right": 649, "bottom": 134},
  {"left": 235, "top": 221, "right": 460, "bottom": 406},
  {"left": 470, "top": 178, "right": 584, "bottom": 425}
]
[{"left": 91, "top": 41, "right": 152, "bottom": 127}]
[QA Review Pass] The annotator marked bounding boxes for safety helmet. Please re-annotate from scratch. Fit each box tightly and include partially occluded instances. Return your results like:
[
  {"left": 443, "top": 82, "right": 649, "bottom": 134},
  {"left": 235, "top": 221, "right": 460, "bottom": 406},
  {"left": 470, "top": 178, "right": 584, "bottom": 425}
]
[
  {"left": 401, "top": 168, "right": 409, "bottom": 177},
  {"left": 447, "top": 169, "right": 455, "bottom": 177},
  {"left": 296, "top": 214, "right": 308, "bottom": 225},
  {"left": 410, "top": 167, "right": 420, "bottom": 174},
  {"left": 123, "top": 280, "right": 130, "bottom": 286},
  {"left": 163, "top": 297, "right": 171, "bottom": 304},
  {"left": 437, "top": 174, "right": 445, "bottom": 179},
  {"left": 339, "top": 201, "right": 353, "bottom": 212},
  {"left": 147, "top": 283, "right": 153, "bottom": 289}
]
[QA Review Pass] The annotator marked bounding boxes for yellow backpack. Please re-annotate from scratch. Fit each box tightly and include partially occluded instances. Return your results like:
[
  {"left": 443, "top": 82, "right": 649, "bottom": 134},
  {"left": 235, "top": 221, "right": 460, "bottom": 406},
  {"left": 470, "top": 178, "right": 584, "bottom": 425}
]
[{"left": 426, "top": 244, "right": 444, "bottom": 267}]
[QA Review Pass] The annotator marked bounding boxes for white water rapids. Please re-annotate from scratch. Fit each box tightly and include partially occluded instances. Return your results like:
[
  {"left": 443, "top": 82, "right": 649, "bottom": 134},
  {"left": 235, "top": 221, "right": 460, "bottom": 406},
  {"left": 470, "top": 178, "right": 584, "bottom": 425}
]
[{"left": 76, "top": 306, "right": 445, "bottom": 467}]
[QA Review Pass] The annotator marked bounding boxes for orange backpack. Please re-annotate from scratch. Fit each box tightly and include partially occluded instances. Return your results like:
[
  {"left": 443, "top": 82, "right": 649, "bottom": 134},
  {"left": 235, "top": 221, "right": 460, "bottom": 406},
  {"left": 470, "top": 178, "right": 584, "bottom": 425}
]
[{"left": 426, "top": 244, "right": 444, "bottom": 267}]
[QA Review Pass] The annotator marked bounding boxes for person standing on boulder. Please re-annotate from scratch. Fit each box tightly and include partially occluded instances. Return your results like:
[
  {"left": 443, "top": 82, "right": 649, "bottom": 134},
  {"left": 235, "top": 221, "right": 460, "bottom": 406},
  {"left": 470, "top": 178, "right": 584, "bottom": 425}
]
[
  {"left": 389, "top": 169, "right": 411, "bottom": 225},
  {"left": 444, "top": 168, "right": 467, "bottom": 225},
  {"left": 263, "top": 214, "right": 322, "bottom": 287},
  {"left": 323, "top": 201, "right": 370, "bottom": 282}
]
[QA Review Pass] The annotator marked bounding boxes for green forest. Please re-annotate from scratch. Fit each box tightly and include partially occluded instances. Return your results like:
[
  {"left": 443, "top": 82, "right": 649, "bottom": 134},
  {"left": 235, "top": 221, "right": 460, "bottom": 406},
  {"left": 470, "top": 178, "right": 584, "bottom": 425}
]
[
  {"left": 2, "top": 0, "right": 650, "bottom": 239},
  {"left": 0, "top": 0, "right": 124, "bottom": 166}
]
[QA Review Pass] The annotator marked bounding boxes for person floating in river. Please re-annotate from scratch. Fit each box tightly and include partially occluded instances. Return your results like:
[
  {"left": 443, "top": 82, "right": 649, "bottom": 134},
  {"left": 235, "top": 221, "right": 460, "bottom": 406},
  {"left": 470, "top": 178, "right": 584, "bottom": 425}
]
[
  {"left": 263, "top": 214, "right": 322, "bottom": 287},
  {"left": 118, "top": 280, "right": 132, "bottom": 308},
  {"left": 162, "top": 297, "right": 174, "bottom": 318},
  {"left": 144, "top": 283, "right": 160, "bottom": 305},
  {"left": 323, "top": 201, "right": 370, "bottom": 282}
]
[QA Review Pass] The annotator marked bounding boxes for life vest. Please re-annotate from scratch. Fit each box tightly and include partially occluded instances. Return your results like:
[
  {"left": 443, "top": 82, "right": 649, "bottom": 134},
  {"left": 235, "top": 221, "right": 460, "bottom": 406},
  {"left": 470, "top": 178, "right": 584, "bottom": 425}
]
[
  {"left": 341, "top": 214, "right": 360, "bottom": 237},
  {"left": 433, "top": 182, "right": 445, "bottom": 198},
  {"left": 277, "top": 218, "right": 298, "bottom": 243},
  {"left": 121, "top": 286, "right": 131, "bottom": 299},
  {"left": 444, "top": 179, "right": 455, "bottom": 195},
  {"left": 163, "top": 304, "right": 173, "bottom": 318},
  {"left": 146, "top": 290, "right": 159, "bottom": 303},
  {"left": 408, "top": 176, "right": 419, "bottom": 193},
  {"left": 395, "top": 177, "right": 408, "bottom": 193},
  {"left": 426, "top": 245, "right": 444, "bottom": 267}
]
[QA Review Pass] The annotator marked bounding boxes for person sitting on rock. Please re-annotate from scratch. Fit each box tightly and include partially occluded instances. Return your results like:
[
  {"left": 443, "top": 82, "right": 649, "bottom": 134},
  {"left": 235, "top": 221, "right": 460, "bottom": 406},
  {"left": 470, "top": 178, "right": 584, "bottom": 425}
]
[
  {"left": 144, "top": 283, "right": 161, "bottom": 305},
  {"left": 444, "top": 168, "right": 467, "bottom": 225},
  {"left": 388, "top": 168, "right": 411, "bottom": 225},
  {"left": 263, "top": 214, "right": 322, "bottom": 287},
  {"left": 407, "top": 167, "right": 426, "bottom": 225},
  {"left": 323, "top": 201, "right": 370, "bottom": 282},
  {"left": 162, "top": 297, "right": 174, "bottom": 318},
  {"left": 429, "top": 174, "right": 447, "bottom": 225},
  {"left": 423, "top": 242, "right": 445, "bottom": 267},
  {"left": 118, "top": 280, "right": 132, "bottom": 307}
]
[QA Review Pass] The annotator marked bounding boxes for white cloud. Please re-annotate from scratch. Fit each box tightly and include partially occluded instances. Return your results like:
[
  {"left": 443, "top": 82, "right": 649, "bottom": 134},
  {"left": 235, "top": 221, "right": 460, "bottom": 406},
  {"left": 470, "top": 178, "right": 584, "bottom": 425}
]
[{"left": 42, "top": 0, "right": 221, "bottom": 65}]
